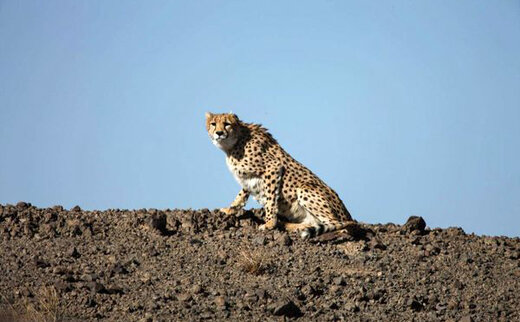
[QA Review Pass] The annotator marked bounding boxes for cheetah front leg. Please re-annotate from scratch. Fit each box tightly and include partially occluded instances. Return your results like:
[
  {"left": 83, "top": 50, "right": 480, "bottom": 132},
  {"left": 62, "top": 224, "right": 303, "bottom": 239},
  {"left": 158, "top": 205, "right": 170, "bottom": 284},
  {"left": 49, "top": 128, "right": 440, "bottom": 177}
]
[
  {"left": 220, "top": 189, "right": 250, "bottom": 215},
  {"left": 259, "top": 165, "right": 285, "bottom": 231}
]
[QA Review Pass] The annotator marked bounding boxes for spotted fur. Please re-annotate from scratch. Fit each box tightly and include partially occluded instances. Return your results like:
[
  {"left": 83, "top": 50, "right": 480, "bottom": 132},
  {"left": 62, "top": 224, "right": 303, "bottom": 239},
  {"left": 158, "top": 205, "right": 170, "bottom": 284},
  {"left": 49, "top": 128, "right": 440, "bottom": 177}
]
[{"left": 206, "top": 112, "right": 354, "bottom": 239}]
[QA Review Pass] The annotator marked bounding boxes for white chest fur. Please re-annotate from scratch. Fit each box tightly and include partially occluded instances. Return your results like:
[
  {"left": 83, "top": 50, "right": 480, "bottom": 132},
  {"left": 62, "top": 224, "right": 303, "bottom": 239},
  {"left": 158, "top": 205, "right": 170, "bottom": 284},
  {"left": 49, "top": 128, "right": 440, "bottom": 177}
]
[{"left": 226, "top": 158, "right": 267, "bottom": 206}]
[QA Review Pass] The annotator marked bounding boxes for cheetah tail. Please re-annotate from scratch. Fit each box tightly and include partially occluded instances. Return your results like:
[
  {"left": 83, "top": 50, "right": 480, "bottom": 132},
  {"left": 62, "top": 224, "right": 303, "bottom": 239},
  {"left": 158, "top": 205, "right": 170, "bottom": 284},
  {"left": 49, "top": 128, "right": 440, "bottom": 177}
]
[{"left": 300, "top": 221, "right": 359, "bottom": 239}]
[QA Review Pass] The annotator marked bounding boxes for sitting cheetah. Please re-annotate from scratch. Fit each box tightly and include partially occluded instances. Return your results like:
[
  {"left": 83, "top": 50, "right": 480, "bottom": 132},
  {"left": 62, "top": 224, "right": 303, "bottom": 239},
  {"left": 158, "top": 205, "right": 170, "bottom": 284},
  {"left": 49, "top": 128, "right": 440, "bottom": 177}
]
[{"left": 206, "top": 112, "right": 355, "bottom": 239}]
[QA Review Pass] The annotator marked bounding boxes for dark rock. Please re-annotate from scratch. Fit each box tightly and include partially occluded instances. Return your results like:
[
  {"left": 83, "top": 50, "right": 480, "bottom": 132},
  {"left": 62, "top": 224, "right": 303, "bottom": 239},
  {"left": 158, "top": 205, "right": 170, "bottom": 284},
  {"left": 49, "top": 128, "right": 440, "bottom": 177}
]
[
  {"left": 189, "top": 238, "right": 203, "bottom": 246},
  {"left": 345, "top": 303, "right": 360, "bottom": 312},
  {"left": 105, "top": 286, "right": 124, "bottom": 295},
  {"left": 54, "top": 280, "right": 71, "bottom": 292},
  {"left": 148, "top": 213, "right": 167, "bottom": 234},
  {"left": 279, "top": 234, "right": 293, "bottom": 246},
  {"left": 16, "top": 201, "right": 31, "bottom": 210},
  {"left": 84, "top": 297, "right": 97, "bottom": 308},
  {"left": 272, "top": 300, "right": 302, "bottom": 318},
  {"left": 454, "top": 280, "right": 464, "bottom": 290},
  {"left": 404, "top": 216, "right": 426, "bottom": 233},
  {"left": 408, "top": 299, "right": 423, "bottom": 311},
  {"left": 88, "top": 282, "right": 105, "bottom": 294}
]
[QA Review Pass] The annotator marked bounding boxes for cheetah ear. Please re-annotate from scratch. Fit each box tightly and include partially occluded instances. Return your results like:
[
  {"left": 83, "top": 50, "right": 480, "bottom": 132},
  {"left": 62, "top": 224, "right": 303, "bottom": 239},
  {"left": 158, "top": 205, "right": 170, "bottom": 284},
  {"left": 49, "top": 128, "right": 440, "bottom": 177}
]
[
  {"left": 205, "top": 112, "right": 213, "bottom": 119},
  {"left": 229, "top": 112, "right": 239, "bottom": 122}
]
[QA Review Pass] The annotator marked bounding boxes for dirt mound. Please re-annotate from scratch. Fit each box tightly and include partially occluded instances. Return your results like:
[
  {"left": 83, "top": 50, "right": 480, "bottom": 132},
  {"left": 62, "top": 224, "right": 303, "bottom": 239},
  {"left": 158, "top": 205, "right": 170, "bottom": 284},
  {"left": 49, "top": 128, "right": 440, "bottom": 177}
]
[{"left": 1, "top": 202, "right": 519, "bottom": 321}]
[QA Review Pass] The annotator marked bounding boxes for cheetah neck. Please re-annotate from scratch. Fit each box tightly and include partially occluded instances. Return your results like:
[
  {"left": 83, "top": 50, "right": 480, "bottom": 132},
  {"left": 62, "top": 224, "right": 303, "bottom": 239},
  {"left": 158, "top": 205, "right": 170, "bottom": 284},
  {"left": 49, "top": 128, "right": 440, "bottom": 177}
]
[{"left": 224, "top": 126, "right": 250, "bottom": 156}]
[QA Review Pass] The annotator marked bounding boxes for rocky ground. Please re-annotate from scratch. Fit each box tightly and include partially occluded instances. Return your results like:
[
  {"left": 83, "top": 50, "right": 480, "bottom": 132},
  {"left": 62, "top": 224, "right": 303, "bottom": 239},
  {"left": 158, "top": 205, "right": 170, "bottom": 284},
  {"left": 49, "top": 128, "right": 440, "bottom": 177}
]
[{"left": 0, "top": 202, "right": 519, "bottom": 321}]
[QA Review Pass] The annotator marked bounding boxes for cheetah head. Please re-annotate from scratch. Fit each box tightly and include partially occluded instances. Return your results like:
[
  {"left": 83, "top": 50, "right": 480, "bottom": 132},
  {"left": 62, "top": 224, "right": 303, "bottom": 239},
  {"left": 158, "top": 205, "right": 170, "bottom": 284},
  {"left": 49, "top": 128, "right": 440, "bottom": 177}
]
[{"left": 205, "top": 112, "right": 241, "bottom": 151}]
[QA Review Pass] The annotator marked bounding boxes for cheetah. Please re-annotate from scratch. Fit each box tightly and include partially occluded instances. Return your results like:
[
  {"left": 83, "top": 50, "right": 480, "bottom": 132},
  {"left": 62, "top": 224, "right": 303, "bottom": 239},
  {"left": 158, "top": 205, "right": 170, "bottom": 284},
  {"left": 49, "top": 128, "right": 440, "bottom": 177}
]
[{"left": 206, "top": 112, "right": 355, "bottom": 239}]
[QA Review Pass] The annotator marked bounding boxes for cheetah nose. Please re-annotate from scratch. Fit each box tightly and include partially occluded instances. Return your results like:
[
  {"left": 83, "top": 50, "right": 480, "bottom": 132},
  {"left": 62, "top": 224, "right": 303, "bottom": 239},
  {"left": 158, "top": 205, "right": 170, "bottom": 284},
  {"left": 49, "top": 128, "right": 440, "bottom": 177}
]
[{"left": 216, "top": 131, "right": 224, "bottom": 136}]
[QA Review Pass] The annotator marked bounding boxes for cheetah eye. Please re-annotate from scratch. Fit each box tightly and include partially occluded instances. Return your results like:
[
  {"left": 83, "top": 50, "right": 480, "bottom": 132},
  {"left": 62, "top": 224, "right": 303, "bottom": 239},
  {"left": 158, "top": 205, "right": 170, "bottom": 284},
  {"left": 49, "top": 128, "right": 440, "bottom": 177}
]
[
  {"left": 224, "top": 122, "right": 231, "bottom": 127},
  {"left": 210, "top": 122, "right": 216, "bottom": 127}
]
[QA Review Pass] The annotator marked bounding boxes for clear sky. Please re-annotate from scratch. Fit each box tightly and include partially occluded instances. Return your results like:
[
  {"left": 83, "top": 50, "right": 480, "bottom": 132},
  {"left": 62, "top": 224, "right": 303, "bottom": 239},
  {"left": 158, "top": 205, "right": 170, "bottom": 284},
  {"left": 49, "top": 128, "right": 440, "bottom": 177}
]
[{"left": 1, "top": 1, "right": 519, "bottom": 237}]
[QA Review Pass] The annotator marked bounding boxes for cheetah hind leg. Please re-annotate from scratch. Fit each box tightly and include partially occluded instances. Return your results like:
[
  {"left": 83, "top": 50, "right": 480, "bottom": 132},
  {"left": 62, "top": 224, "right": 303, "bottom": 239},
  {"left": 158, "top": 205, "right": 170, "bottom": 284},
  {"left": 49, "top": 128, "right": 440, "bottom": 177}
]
[{"left": 294, "top": 190, "right": 356, "bottom": 239}]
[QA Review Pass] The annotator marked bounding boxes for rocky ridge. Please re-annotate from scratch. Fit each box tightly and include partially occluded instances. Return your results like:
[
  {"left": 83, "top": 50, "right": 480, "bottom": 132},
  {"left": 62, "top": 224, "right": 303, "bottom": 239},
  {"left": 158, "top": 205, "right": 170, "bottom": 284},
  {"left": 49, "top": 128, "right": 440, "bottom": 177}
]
[{"left": 1, "top": 202, "right": 519, "bottom": 321}]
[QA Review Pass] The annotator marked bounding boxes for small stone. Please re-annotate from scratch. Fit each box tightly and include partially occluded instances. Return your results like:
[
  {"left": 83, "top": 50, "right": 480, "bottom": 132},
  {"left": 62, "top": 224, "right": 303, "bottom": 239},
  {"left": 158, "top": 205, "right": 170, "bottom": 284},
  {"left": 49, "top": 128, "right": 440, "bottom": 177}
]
[
  {"left": 191, "top": 284, "right": 203, "bottom": 294},
  {"left": 506, "top": 250, "right": 520, "bottom": 260},
  {"left": 214, "top": 296, "right": 228, "bottom": 309},
  {"left": 345, "top": 303, "right": 360, "bottom": 312},
  {"left": 446, "top": 227, "right": 465, "bottom": 236},
  {"left": 71, "top": 205, "right": 82, "bottom": 212},
  {"left": 199, "top": 311, "right": 213, "bottom": 319},
  {"left": 329, "top": 285, "right": 342, "bottom": 295},
  {"left": 373, "top": 289, "right": 386, "bottom": 301},
  {"left": 253, "top": 236, "right": 266, "bottom": 246},
  {"left": 255, "top": 289, "right": 268, "bottom": 299},
  {"left": 333, "top": 276, "right": 345, "bottom": 286},
  {"left": 81, "top": 274, "right": 98, "bottom": 282},
  {"left": 370, "top": 238, "right": 387, "bottom": 250},
  {"left": 16, "top": 201, "right": 31, "bottom": 210},
  {"left": 459, "top": 316, "right": 473, "bottom": 322},
  {"left": 67, "top": 247, "right": 80, "bottom": 258},
  {"left": 140, "top": 272, "right": 152, "bottom": 284},
  {"left": 52, "top": 266, "right": 66, "bottom": 275},
  {"left": 52, "top": 205, "right": 64, "bottom": 211},
  {"left": 33, "top": 257, "right": 49, "bottom": 268},
  {"left": 447, "top": 299, "right": 459, "bottom": 310},
  {"left": 111, "top": 262, "right": 128, "bottom": 275},
  {"left": 53, "top": 280, "right": 71, "bottom": 292},
  {"left": 424, "top": 244, "right": 440, "bottom": 256},
  {"left": 177, "top": 293, "right": 192, "bottom": 302}
]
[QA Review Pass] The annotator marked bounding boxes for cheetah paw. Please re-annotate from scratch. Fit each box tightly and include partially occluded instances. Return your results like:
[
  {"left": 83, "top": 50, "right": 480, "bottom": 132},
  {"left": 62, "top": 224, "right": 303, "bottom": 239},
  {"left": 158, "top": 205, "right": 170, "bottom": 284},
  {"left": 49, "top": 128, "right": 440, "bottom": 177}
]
[
  {"left": 259, "top": 220, "right": 277, "bottom": 231},
  {"left": 219, "top": 207, "right": 239, "bottom": 215}
]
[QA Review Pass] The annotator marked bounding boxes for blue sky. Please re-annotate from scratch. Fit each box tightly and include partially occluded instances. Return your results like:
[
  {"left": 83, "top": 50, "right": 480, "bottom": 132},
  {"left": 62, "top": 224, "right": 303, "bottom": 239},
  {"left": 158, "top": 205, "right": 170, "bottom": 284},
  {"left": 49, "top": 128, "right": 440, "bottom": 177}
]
[{"left": 1, "top": 1, "right": 519, "bottom": 236}]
